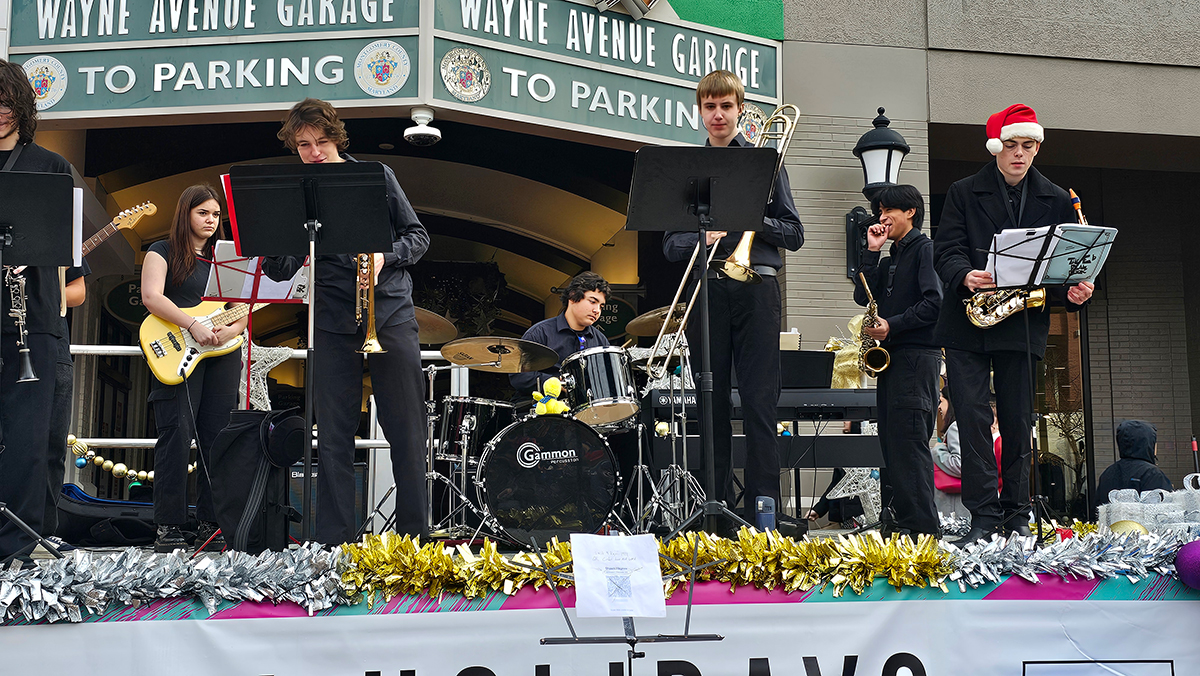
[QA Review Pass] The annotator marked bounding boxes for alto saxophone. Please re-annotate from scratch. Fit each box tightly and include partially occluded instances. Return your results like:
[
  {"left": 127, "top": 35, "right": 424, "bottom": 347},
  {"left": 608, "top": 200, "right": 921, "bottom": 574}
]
[
  {"left": 5, "top": 267, "right": 38, "bottom": 382},
  {"left": 857, "top": 273, "right": 890, "bottom": 377},
  {"left": 964, "top": 287, "right": 1046, "bottom": 328}
]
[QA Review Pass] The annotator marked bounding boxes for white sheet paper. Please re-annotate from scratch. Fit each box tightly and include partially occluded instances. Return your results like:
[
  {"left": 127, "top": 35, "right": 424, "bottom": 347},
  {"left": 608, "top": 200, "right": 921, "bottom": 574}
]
[
  {"left": 570, "top": 533, "right": 665, "bottom": 618},
  {"left": 72, "top": 187, "right": 83, "bottom": 267},
  {"left": 986, "top": 224, "right": 1117, "bottom": 288},
  {"left": 204, "top": 240, "right": 307, "bottom": 301}
]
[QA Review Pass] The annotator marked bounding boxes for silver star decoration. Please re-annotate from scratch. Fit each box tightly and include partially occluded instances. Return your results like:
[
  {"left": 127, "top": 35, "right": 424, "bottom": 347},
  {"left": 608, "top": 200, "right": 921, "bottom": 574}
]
[
  {"left": 239, "top": 343, "right": 295, "bottom": 411},
  {"left": 825, "top": 467, "right": 881, "bottom": 525}
]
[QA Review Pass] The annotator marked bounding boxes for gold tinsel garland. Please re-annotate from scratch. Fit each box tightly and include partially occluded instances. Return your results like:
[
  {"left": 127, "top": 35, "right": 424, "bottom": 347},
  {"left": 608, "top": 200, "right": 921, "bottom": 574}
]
[{"left": 339, "top": 528, "right": 959, "bottom": 605}]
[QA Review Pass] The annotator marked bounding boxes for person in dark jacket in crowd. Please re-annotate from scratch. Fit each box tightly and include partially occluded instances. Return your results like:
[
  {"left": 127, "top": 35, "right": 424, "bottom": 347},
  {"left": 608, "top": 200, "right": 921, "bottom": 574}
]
[{"left": 1096, "top": 420, "right": 1172, "bottom": 506}]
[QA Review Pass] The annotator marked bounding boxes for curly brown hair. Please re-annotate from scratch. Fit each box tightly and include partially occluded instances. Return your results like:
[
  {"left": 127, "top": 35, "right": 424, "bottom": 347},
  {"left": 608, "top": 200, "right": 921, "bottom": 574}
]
[
  {"left": 277, "top": 98, "right": 349, "bottom": 152},
  {"left": 0, "top": 59, "right": 38, "bottom": 145}
]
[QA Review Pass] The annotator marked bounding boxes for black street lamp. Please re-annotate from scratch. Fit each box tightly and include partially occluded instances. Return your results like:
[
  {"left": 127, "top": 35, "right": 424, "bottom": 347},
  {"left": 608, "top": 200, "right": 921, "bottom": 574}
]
[{"left": 846, "top": 107, "right": 911, "bottom": 278}]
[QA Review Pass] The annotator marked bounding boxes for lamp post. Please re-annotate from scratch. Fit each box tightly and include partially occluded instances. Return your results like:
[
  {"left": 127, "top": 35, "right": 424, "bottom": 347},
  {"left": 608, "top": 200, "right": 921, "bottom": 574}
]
[{"left": 845, "top": 107, "right": 911, "bottom": 278}]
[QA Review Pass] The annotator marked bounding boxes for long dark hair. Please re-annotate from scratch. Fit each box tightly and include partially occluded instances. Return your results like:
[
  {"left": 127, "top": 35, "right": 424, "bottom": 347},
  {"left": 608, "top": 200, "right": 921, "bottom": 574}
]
[
  {"left": 0, "top": 59, "right": 38, "bottom": 145},
  {"left": 167, "top": 184, "right": 223, "bottom": 288}
]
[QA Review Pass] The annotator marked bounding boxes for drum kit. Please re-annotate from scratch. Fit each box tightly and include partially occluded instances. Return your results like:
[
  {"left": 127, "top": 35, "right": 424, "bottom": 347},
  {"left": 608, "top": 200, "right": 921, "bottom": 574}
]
[{"left": 399, "top": 304, "right": 706, "bottom": 549}]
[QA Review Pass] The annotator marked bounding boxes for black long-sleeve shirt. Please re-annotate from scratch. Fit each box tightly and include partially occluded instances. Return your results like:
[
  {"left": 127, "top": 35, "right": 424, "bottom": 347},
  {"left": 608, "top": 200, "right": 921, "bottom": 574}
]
[
  {"left": 509, "top": 314, "right": 609, "bottom": 395},
  {"left": 662, "top": 134, "right": 803, "bottom": 271},
  {"left": 853, "top": 227, "right": 942, "bottom": 350},
  {"left": 261, "top": 155, "right": 428, "bottom": 335}
]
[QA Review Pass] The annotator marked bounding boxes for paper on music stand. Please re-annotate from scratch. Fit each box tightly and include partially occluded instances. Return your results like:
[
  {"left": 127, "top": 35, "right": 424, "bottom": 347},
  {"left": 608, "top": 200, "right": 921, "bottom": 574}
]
[
  {"left": 72, "top": 187, "right": 83, "bottom": 267},
  {"left": 571, "top": 533, "right": 665, "bottom": 618},
  {"left": 987, "top": 224, "right": 1117, "bottom": 288},
  {"left": 204, "top": 240, "right": 307, "bottom": 302},
  {"left": 1040, "top": 224, "right": 1116, "bottom": 285}
]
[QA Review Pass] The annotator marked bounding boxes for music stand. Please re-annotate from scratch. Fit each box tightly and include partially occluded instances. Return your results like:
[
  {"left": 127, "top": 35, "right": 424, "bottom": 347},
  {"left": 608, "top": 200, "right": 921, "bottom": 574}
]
[
  {"left": 626, "top": 146, "right": 777, "bottom": 535},
  {"left": 0, "top": 170, "right": 76, "bottom": 562},
  {"left": 228, "top": 162, "right": 392, "bottom": 541},
  {"left": 984, "top": 223, "right": 1115, "bottom": 544}
]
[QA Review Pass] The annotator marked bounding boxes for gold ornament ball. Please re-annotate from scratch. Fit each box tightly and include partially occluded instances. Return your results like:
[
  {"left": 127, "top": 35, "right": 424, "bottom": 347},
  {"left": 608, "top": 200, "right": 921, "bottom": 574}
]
[
  {"left": 102, "top": 460, "right": 114, "bottom": 472},
  {"left": 148, "top": 471, "right": 155, "bottom": 482},
  {"left": 93, "top": 455, "right": 105, "bottom": 466},
  {"left": 112, "top": 463, "right": 128, "bottom": 478},
  {"left": 1109, "top": 520, "right": 1149, "bottom": 535},
  {"left": 655, "top": 422, "right": 670, "bottom": 437},
  {"left": 138, "top": 471, "right": 148, "bottom": 481},
  {"left": 67, "top": 434, "right": 77, "bottom": 445}
]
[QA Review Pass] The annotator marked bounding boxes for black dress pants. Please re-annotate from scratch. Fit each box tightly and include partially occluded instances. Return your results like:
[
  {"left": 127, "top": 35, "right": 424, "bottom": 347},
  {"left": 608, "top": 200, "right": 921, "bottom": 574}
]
[
  {"left": 149, "top": 349, "right": 240, "bottom": 525},
  {"left": 687, "top": 276, "right": 782, "bottom": 520},
  {"left": 945, "top": 348, "right": 1034, "bottom": 531},
  {"left": 0, "top": 333, "right": 58, "bottom": 559},
  {"left": 313, "top": 318, "right": 427, "bottom": 545},
  {"left": 876, "top": 346, "right": 940, "bottom": 535},
  {"left": 43, "top": 355, "right": 73, "bottom": 534}
]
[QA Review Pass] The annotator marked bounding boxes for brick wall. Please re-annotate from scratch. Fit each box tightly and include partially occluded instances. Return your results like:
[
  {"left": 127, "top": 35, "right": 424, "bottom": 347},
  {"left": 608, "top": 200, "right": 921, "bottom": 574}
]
[
  {"left": 779, "top": 115, "right": 929, "bottom": 346},
  {"left": 1086, "top": 169, "right": 1193, "bottom": 486}
]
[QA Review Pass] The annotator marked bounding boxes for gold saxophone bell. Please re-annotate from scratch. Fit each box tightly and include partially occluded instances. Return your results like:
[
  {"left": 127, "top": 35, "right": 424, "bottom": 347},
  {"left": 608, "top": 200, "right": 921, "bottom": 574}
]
[
  {"left": 356, "top": 254, "right": 386, "bottom": 354},
  {"left": 709, "top": 103, "right": 801, "bottom": 284},
  {"left": 857, "top": 273, "right": 890, "bottom": 377}
]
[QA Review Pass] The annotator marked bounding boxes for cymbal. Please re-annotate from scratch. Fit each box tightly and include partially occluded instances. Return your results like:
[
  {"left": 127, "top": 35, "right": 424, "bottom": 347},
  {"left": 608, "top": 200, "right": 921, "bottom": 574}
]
[
  {"left": 440, "top": 337, "right": 558, "bottom": 373},
  {"left": 625, "top": 303, "right": 686, "bottom": 337},
  {"left": 415, "top": 307, "right": 458, "bottom": 345}
]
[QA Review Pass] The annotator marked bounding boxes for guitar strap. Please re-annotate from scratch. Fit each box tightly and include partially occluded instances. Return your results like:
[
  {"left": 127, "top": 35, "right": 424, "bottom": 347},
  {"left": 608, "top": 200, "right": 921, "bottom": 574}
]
[{"left": 0, "top": 142, "right": 24, "bottom": 172}]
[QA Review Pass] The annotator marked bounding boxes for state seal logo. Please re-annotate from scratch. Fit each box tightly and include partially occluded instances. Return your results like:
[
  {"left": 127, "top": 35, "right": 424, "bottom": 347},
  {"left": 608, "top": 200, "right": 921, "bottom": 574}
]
[
  {"left": 440, "top": 47, "right": 491, "bottom": 103},
  {"left": 354, "top": 40, "right": 410, "bottom": 98},
  {"left": 23, "top": 56, "right": 69, "bottom": 111},
  {"left": 739, "top": 103, "right": 768, "bottom": 144}
]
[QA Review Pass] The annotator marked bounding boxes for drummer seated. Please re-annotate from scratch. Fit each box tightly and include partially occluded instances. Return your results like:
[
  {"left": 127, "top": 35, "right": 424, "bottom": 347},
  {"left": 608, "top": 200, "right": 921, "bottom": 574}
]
[{"left": 509, "top": 271, "right": 612, "bottom": 400}]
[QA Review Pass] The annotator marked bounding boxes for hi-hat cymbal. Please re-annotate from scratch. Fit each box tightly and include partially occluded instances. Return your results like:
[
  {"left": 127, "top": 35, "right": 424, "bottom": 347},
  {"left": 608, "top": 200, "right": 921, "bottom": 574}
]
[
  {"left": 440, "top": 337, "right": 558, "bottom": 373},
  {"left": 415, "top": 307, "right": 458, "bottom": 345},
  {"left": 625, "top": 303, "right": 687, "bottom": 337}
]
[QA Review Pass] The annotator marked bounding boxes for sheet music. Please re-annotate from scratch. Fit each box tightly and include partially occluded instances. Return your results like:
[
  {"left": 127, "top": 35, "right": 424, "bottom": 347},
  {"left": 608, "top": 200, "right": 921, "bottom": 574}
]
[
  {"left": 987, "top": 224, "right": 1117, "bottom": 288},
  {"left": 986, "top": 225, "right": 1054, "bottom": 288},
  {"left": 1041, "top": 225, "right": 1117, "bottom": 285},
  {"left": 204, "top": 240, "right": 307, "bottom": 301}
]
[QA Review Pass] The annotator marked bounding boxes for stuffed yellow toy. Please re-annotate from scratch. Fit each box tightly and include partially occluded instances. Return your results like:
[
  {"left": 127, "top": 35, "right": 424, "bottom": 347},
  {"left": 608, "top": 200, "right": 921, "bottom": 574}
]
[{"left": 532, "top": 377, "right": 570, "bottom": 416}]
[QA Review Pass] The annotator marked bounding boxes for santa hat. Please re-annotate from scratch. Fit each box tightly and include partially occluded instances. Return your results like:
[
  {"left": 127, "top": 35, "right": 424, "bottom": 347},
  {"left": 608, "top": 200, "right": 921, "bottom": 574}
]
[{"left": 985, "top": 104, "right": 1044, "bottom": 154}]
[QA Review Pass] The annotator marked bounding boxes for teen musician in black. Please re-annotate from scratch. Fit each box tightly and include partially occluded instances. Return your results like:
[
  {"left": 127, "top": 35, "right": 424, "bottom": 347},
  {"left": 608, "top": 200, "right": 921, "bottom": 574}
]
[
  {"left": 852, "top": 185, "right": 942, "bottom": 536},
  {"left": 141, "top": 185, "right": 247, "bottom": 553}
]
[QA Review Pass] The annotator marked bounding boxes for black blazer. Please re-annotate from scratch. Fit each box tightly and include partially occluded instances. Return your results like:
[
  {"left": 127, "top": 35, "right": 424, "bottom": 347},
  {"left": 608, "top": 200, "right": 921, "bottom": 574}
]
[{"left": 932, "top": 163, "right": 1082, "bottom": 357}]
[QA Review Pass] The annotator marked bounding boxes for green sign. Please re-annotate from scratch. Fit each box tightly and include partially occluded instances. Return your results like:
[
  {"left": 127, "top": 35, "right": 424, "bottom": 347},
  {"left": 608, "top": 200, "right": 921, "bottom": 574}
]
[
  {"left": 104, "top": 278, "right": 150, "bottom": 325},
  {"left": 434, "top": 0, "right": 777, "bottom": 98},
  {"left": 9, "top": 0, "right": 419, "bottom": 47},
  {"left": 435, "top": 37, "right": 709, "bottom": 144},
  {"left": 16, "top": 35, "right": 419, "bottom": 113}
]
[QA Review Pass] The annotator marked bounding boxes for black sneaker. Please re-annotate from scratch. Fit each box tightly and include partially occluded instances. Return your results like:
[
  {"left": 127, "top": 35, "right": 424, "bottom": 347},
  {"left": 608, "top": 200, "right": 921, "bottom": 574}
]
[
  {"left": 154, "top": 525, "right": 188, "bottom": 554},
  {"left": 194, "top": 521, "right": 226, "bottom": 553}
]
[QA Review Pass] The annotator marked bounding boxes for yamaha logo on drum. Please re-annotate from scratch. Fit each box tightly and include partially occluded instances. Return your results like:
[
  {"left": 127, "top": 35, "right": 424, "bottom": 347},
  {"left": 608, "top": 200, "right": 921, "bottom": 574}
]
[{"left": 516, "top": 442, "right": 578, "bottom": 468}]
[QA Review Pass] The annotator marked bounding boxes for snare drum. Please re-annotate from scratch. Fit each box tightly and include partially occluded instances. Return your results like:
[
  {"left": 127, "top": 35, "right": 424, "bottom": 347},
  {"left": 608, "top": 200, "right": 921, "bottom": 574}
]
[
  {"left": 437, "top": 396, "right": 514, "bottom": 463},
  {"left": 475, "top": 415, "right": 618, "bottom": 546},
  {"left": 559, "top": 346, "right": 639, "bottom": 429}
]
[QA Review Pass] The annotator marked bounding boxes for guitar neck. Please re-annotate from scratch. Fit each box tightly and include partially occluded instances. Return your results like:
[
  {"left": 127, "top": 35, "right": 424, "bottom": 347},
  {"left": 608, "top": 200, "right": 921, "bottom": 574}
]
[
  {"left": 81, "top": 221, "right": 121, "bottom": 256},
  {"left": 206, "top": 302, "right": 269, "bottom": 328}
]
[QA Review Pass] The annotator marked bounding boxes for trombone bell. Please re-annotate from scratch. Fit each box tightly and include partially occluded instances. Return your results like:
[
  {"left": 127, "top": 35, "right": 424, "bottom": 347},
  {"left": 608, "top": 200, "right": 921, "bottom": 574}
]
[{"left": 710, "top": 231, "right": 761, "bottom": 284}]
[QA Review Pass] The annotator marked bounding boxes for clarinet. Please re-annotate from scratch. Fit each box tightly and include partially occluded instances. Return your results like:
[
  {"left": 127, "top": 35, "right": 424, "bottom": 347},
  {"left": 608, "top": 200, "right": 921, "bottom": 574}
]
[{"left": 6, "top": 267, "right": 38, "bottom": 383}]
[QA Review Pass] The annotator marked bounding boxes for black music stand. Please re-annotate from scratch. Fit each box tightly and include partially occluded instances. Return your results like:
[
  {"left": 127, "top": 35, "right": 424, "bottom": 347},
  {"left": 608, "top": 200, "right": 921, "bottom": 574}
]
[
  {"left": 984, "top": 223, "right": 1114, "bottom": 545},
  {"left": 626, "top": 146, "right": 777, "bottom": 535},
  {"left": 229, "top": 162, "right": 392, "bottom": 541},
  {"left": 0, "top": 170, "right": 75, "bottom": 562}
]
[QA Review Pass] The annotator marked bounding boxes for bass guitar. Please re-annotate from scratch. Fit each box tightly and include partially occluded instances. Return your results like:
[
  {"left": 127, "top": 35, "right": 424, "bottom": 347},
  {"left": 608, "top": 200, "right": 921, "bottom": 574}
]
[
  {"left": 84, "top": 202, "right": 157, "bottom": 255},
  {"left": 140, "top": 302, "right": 266, "bottom": 385}
]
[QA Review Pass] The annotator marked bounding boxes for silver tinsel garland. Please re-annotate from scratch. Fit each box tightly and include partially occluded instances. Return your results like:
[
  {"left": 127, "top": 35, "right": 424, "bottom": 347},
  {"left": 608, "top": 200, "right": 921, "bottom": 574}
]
[
  {"left": 0, "top": 532, "right": 1192, "bottom": 624},
  {"left": 0, "top": 543, "right": 342, "bottom": 624}
]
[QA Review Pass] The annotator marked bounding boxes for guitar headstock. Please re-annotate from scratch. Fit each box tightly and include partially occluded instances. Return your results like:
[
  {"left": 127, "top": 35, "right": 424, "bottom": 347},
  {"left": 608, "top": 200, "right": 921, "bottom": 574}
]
[{"left": 113, "top": 201, "right": 157, "bottom": 231}]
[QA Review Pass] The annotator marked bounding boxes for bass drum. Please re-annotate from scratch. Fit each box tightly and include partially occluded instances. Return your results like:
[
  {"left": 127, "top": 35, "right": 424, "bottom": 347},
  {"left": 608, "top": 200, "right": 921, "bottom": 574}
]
[{"left": 476, "top": 415, "right": 619, "bottom": 546}]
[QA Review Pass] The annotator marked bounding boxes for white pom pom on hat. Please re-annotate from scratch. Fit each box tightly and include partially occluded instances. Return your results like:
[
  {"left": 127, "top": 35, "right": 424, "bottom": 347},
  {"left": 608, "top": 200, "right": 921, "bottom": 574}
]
[{"left": 985, "top": 104, "right": 1044, "bottom": 155}]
